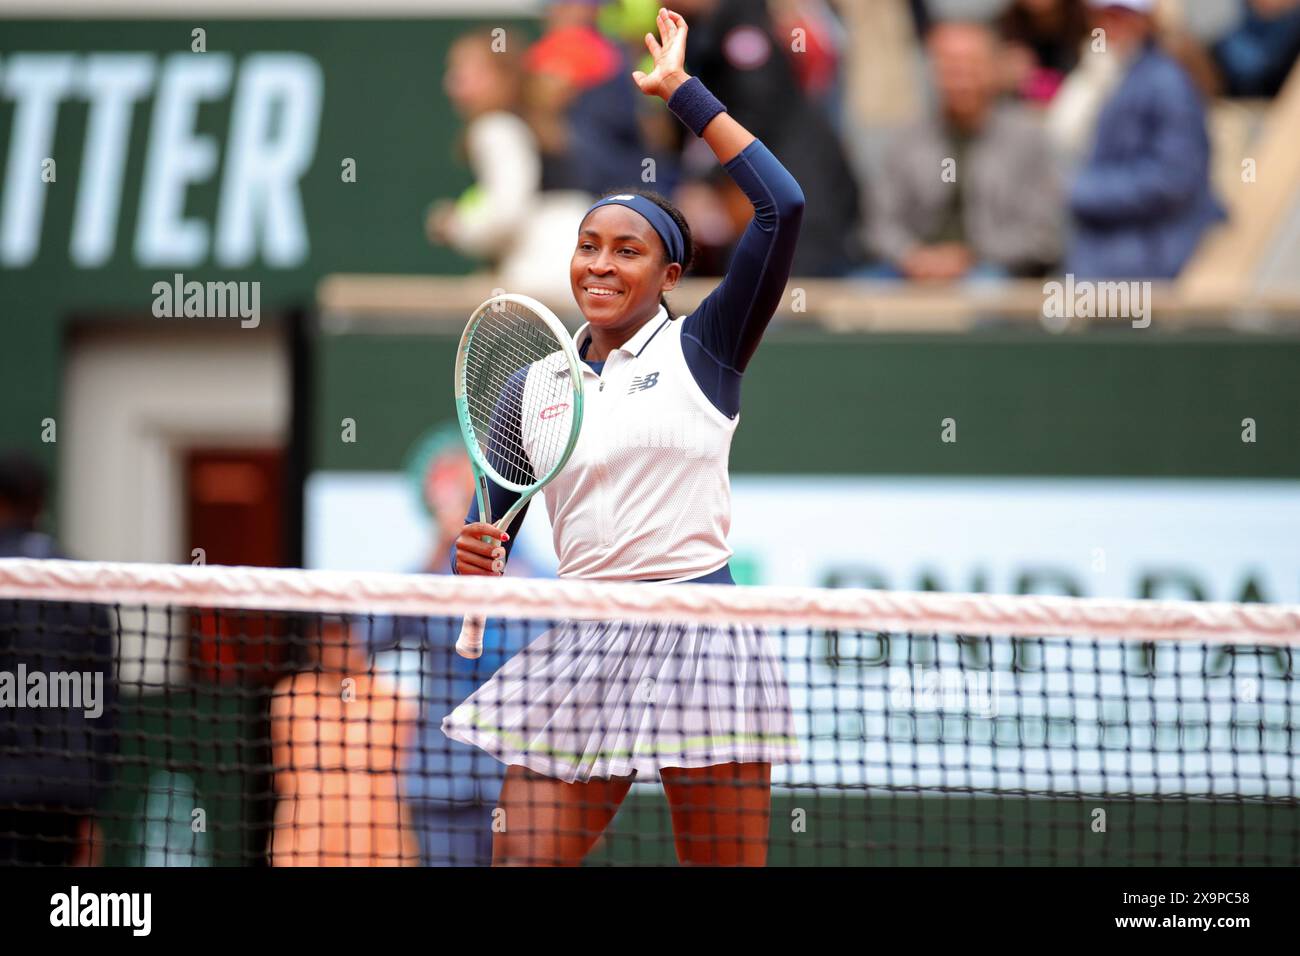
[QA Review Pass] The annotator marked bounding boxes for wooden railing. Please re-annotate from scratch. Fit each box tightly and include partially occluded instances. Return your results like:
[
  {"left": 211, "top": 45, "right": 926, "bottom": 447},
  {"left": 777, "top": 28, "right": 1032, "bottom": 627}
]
[{"left": 317, "top": 274, "right": 1300, "bottom": 334}]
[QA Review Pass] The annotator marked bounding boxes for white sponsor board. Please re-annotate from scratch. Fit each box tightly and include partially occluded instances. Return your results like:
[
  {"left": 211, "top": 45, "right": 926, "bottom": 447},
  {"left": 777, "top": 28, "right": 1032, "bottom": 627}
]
[
  {"left": 305, "top": 471, "right": 557, "bottom": 576},
  {"left": 727, "top": 477, "right": 1300, "bottom": 794},
  {"left": 728, "top": 476, "right": 1300, "bottom": 601}
]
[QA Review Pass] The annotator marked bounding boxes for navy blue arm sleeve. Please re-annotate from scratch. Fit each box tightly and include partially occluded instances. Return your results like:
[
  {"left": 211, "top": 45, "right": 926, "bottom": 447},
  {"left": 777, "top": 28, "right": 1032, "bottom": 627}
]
[
  {"left": 681, "top": 139, "right": 804, "bottom": 418},
  {"left": 451, "top": 368, "right": 534, "bottom": 574}
]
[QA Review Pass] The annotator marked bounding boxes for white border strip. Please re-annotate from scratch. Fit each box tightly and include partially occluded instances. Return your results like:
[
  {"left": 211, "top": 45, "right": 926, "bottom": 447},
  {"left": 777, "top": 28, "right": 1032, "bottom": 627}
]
[
  {"left": 0, "top": 0, "right": 540, "bottom": 17},
  {"left": 1, "top": 558, "right": 1298, "bottom": 645}
]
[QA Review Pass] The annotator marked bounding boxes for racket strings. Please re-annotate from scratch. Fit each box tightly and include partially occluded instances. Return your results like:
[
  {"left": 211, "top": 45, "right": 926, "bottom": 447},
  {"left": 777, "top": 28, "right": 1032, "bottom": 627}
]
[
  {"left": 467, "top": 319, "right": 552, "bottom": 475},
  {"left": 464, "top": 304, "right": 576, "bottom": 488}
]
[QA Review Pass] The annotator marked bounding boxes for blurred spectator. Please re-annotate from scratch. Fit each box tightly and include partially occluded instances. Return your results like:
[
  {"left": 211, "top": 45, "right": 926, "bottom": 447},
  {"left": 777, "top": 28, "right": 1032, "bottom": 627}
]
[
  {"left": 867, "top": 21, "right": 1064, "bottom": 280},
  {"left": 1212, "top": 0, "right": 1300, "bottom": 97},
  {"left": 362, "top": 426, "right": 537, "bottom": 867},
  {"left": 673, "top": 164, "right": 757, "bottom": 279},
  {"left": 910, "top": 0, "right": 933, "bottom": 37},
  {"left": 1067, "top": 0, "right": 1226, "bottom": 278},
  {"left": 269, "top": 619, "right": 419, "bottom": 866},
  {"left": 1043, "top": 19, "right": 1127, "bottom": 164},
  {"left": 599, "top": 0, "right": 663, "bottom": 75},
  {"left": 1157, "top": 2, "right": 1240, "bottom": 101},
  {"left": 597, "top": 0, "right": 687, "bottom": 165},
  {"left": 769, "top": 0, "right": 852, "bottom": 131},
  {"left": 836, "top": 0, "right": 931, "bottom": 138},
  {"left": 675, "top": 0, "right": 869, "bottom": 276},
  {"left": 427, "top": 30, "right": 593, "bottom": 300},
  {"left": 525, "top": 0, "right": 670, "bottom": 196},
  {"left": 0, "top": 452, "right": 49, "bottom": 550},
  {"left": 997, "top": 0, "right": 1091, "bottom": 102},
  {"left": 0, "top": 452, "right": 116, "bottom": 866}
]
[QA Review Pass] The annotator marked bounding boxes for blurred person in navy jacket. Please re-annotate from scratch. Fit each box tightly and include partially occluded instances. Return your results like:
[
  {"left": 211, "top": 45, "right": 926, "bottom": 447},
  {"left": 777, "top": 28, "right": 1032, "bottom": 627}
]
[
  {"left": 673, "top": 0, "right": 868, "bottom": 276},
  {"left": 526, "top": 0, "right": 677, "bottom": 196},
  {"left": 1067, "top": 0, "right": 1226, "bottom": 279},
  {"left": 1213, "top": 0, "right": 1300, "bottom": 98},
  {"left": 0, "top": 452, "right": 116, "bottom": 866}
]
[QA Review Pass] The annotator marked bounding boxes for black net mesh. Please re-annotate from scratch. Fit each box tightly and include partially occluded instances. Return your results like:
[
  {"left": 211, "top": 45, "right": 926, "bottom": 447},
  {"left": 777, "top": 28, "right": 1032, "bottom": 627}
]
[{"left": 1, "top": 567, "right": 1297, "bottom": 867}]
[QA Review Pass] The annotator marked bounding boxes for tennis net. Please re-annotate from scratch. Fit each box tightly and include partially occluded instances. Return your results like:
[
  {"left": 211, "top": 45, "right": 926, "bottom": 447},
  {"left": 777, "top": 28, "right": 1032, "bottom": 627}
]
[{"left": 1, "top": 558, "right": 1297, "bottom": 867}]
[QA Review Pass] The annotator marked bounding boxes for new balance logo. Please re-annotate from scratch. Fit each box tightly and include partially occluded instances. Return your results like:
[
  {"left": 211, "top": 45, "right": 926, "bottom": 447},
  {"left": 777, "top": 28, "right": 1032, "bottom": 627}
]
[{"left": 628, "top": 372, "right": 660, "bottom": 394}]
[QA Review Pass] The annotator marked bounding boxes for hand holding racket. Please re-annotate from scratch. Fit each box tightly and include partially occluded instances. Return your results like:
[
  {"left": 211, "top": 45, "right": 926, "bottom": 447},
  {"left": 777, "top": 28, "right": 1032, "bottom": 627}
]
[
  {"left": 453, "top": 522, "right": 509, "bottom": 576},
  {"left": 452, "top": 292, "right": 584, "bottom": 658}
]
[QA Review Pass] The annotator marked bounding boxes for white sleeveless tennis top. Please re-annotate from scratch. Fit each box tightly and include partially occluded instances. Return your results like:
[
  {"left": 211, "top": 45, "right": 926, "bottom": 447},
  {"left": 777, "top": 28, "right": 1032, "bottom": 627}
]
[{"left": 519, "top": 305, "right": 738, "bottom": 582}]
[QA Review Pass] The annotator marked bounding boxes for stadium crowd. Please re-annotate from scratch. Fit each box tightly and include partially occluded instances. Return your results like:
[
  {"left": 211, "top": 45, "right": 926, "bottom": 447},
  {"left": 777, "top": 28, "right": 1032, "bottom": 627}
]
[{"left": 427, "top": 0, "right": 1300, "bottom": 297}]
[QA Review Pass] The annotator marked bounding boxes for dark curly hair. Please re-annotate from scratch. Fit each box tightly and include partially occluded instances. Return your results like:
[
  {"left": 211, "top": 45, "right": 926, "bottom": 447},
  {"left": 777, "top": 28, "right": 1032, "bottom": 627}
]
[{"left": 597, "top": 186, "right": 694, "bottom": 316}]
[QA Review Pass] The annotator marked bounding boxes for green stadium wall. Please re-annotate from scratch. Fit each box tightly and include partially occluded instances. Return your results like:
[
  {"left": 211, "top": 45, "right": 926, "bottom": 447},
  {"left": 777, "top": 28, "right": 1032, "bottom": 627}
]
[{"left": 316, "top": 330, "right": 1300, "bottom": 478}]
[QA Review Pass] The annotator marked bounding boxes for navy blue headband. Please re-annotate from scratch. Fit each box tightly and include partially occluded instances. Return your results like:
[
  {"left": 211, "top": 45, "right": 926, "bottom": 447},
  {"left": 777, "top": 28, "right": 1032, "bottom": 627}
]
[{"left": 583, "top": 193, "right": 685, "bottom": 266}]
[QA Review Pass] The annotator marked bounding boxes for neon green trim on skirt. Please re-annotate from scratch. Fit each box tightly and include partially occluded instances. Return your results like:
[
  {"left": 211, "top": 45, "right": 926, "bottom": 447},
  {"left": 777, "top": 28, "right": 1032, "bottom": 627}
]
[{"left": 458, "top": 705, "right": 800, "bottom": 766}]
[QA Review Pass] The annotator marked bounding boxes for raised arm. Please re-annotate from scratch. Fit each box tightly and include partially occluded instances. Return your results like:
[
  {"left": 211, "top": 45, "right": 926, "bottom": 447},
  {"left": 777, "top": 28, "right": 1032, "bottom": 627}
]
[
  {"left": 633, "top": 9, "right": 804, "bottom": 417},
  {"left": 682, "top": 138, "right": 803, "bottom": 374}
]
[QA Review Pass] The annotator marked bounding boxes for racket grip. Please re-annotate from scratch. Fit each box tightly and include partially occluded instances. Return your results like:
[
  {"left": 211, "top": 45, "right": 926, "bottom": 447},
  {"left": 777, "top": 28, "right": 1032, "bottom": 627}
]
[
  {"left": 456, "top": 615, "right": 486, "bottom": 659},
  {"left": 456, "top": 531, "right": 500, "bottom": 658}
]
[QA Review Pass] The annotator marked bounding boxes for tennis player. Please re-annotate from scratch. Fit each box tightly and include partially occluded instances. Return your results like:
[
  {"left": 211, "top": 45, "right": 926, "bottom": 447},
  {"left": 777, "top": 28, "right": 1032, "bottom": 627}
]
[{"left": 443, "top": 7, "right": 804, "bottom": 866}]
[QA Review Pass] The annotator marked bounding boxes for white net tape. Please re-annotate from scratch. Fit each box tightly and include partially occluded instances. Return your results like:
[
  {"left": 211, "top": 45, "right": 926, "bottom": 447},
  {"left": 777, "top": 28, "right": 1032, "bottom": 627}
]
[{"left": 0, "top": 558, "right": 1298, "bottom": 645}]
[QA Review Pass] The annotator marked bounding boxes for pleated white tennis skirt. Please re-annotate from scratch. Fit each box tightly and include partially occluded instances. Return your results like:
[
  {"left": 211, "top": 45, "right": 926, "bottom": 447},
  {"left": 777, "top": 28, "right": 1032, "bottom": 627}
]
[{"left": 440, "top": 619, "right": 801, "bottom": 783}]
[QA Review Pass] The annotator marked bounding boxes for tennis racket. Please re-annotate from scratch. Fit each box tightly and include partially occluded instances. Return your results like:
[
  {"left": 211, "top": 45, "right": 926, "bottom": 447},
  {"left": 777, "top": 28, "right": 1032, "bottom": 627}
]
[{"left": 453, "top": 292, "right": 585, "bottom": 658}]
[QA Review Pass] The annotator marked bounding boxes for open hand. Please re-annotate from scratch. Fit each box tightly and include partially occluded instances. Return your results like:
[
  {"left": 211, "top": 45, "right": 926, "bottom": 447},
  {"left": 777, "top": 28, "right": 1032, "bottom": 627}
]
[{"left": 632, "top": 7, "right": 691, "bottom": 100}]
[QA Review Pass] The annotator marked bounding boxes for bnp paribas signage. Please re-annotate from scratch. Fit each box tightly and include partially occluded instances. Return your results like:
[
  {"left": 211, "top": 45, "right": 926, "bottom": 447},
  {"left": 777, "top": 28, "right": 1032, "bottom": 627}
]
[{"left": 0, "top": 52, "right": 323, "bottom": 269}]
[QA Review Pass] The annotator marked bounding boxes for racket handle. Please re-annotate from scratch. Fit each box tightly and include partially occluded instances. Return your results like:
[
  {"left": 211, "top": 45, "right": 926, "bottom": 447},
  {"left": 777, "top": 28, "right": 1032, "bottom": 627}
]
[
  {"left": 455, "top": 532, "right": 501, "bottom": 659},
  {"left": 456, "top": 615, "right": 486, "bottom": 659}
]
